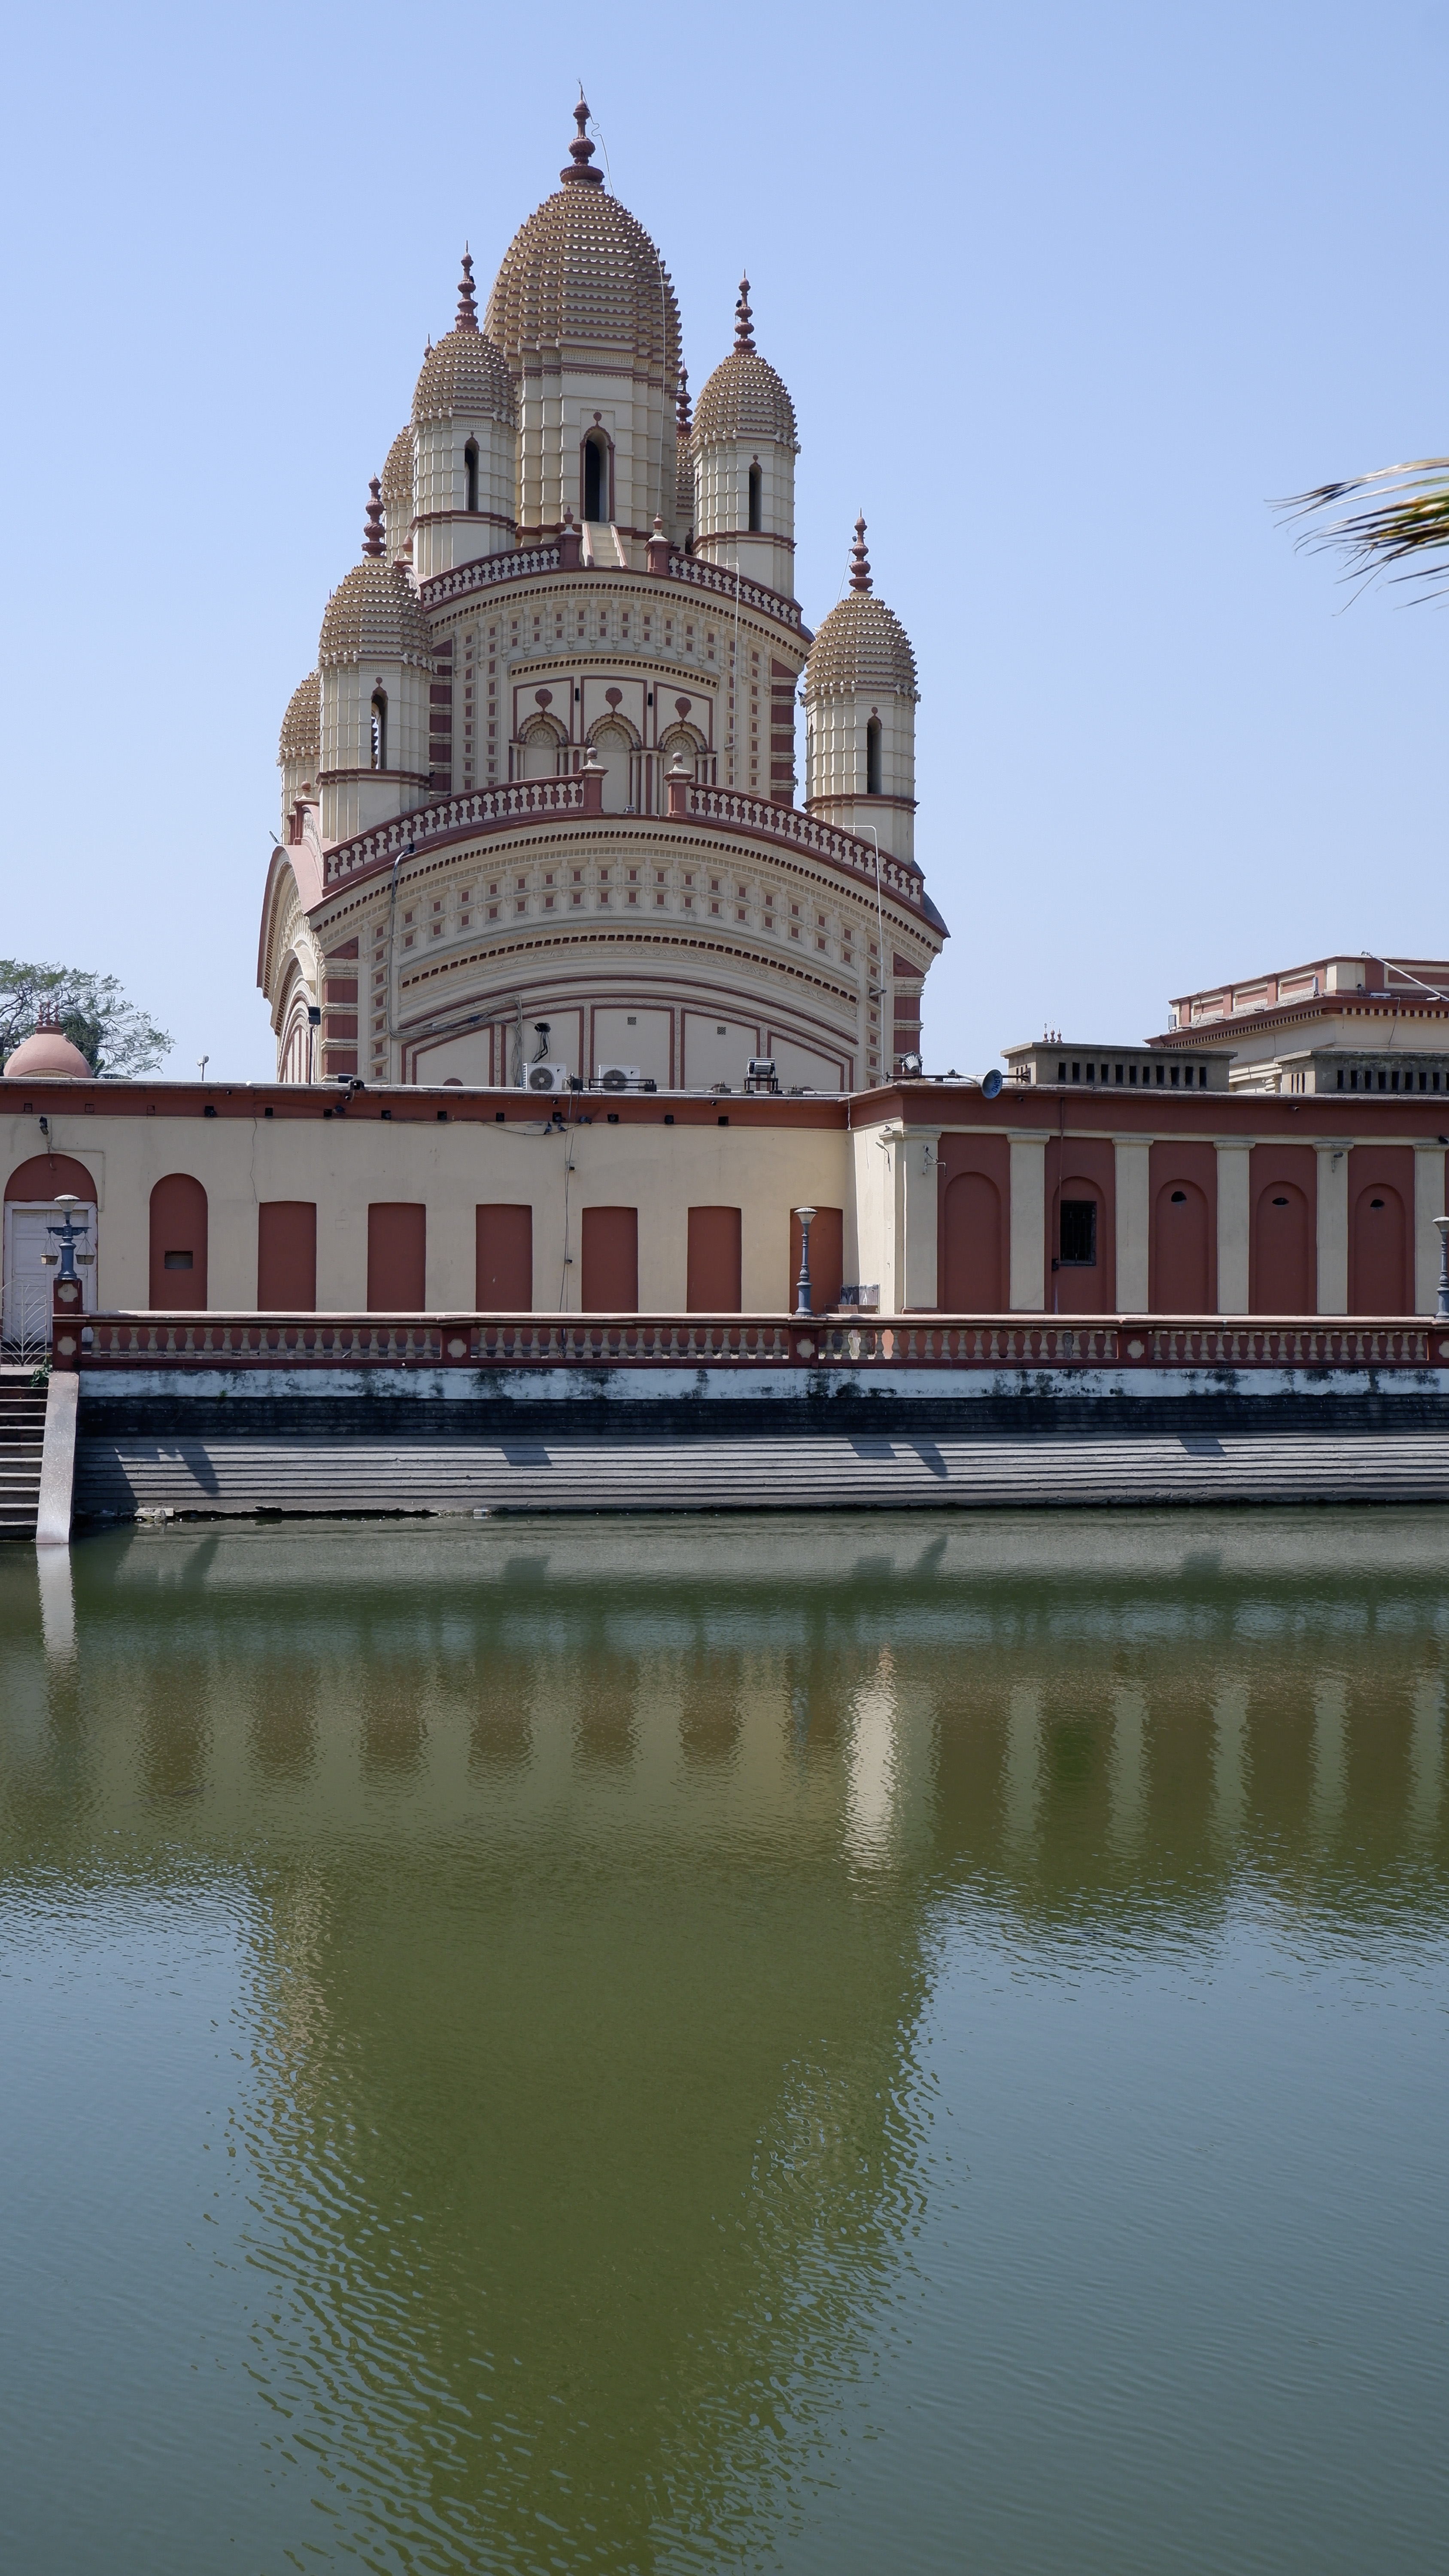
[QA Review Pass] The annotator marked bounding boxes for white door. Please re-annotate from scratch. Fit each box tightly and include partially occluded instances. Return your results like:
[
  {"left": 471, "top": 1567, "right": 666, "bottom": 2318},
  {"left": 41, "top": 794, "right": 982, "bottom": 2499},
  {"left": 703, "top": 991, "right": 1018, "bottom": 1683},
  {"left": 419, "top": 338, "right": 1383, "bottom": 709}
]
[{"left": 2, "top": 1203, "right": 97, "bottom": 1351}]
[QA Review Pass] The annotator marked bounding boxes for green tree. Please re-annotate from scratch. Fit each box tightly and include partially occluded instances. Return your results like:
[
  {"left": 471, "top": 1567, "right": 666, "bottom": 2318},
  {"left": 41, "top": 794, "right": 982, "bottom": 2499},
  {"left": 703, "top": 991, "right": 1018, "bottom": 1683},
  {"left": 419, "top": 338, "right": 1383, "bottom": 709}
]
[
  {"left": 0, "top": 961, "right": 171, "bottom": 1077},
  {"left": 1280, "top": 457, "right": 1449, "bottom": 597}
]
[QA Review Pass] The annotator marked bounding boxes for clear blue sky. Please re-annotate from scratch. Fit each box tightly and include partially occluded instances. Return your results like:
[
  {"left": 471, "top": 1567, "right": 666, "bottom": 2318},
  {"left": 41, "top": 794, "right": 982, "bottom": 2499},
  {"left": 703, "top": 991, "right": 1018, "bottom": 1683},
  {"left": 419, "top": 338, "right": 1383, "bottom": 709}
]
[{"left": 4, "top": 0, "right": 1446, "bottom": 1079}]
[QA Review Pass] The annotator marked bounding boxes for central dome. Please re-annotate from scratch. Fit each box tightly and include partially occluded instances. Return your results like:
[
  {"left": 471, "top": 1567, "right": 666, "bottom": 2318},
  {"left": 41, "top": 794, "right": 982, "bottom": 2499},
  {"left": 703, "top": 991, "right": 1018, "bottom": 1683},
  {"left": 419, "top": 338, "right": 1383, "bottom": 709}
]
[{"left": 486, "top": 101, "right": 679, "bottom": 385}]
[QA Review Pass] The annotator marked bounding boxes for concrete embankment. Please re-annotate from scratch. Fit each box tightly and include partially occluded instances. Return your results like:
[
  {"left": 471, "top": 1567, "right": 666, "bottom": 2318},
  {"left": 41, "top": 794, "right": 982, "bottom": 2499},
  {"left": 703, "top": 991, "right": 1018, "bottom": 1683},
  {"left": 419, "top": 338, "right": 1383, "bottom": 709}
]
[{"left": 71, "top": 1363, "right": 1449, "bottom": 1519}]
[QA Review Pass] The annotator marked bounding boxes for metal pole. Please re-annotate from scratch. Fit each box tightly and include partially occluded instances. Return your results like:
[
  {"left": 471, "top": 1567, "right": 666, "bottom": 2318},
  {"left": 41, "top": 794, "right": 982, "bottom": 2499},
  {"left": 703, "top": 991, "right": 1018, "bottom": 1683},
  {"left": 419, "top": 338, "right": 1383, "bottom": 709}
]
[{"left": 793, "top": 1204, "right": 816, "bottom": 1317}]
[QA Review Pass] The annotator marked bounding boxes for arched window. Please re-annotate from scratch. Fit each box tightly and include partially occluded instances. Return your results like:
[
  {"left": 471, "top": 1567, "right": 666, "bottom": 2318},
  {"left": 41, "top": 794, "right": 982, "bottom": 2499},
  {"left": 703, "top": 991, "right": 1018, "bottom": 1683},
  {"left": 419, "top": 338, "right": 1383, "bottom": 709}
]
[
  {"left": 464, "top": 438, "right": 479, "bottom": 514},
  {"left": 370, "top": 689, "right": 388, "bottom": 772},
  {"left": 583, "top": 435, "right": 607, "bottom": 522},
  {"left": 866, "top": 716, "right": 882, "bottom": 796},
  {"left": 747, "top": 462, "right": 762, "bottom": 533}
]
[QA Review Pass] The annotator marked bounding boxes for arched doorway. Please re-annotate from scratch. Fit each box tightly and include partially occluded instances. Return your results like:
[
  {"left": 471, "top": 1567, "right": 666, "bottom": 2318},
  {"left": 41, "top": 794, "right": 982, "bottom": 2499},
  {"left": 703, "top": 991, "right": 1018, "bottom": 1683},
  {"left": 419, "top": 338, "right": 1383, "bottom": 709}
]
[
  {"left": 1351, "top": 1181, "right": 1409, "bottom": 1313},
  {"left": 942, "top": 1171, "right": 1003, "bottom": 1310},
  {"left": 1252, "top": 1180, "right": 1312, "bottom": 1313},
  {"left": 1151, "top": 1177, "right": 1211, "bottom": 1311},
  {"left": 3, "top": 1153, "right": 98, "bottom": 1348},
  {"left": 589, "top": 721, "right": 635, "bottom": 815},
  {"left": 149, "top": 1174, "right": 209, "bottom": 1309},
  {"left": 520, "top": 717, "right": 565, "bottom": 782}
]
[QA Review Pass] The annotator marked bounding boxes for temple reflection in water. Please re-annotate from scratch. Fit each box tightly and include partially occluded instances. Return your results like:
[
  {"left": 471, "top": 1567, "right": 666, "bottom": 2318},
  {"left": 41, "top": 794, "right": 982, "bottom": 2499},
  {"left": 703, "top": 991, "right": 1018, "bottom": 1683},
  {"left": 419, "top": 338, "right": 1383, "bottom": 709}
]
[{"left": 3, "top": 1515, "right": 1446, "bottom": 2573}]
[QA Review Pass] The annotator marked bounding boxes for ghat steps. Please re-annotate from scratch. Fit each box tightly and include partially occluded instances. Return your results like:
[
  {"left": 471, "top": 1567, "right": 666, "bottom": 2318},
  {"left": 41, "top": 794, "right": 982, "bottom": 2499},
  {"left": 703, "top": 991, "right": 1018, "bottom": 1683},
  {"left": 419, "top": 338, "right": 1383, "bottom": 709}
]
[
  {"left": 74, "top": 1426, "right": 1449, "bottom": 1520},
  {"left": 0, "top": 1371, "right": 47, "bottom": 1539}
]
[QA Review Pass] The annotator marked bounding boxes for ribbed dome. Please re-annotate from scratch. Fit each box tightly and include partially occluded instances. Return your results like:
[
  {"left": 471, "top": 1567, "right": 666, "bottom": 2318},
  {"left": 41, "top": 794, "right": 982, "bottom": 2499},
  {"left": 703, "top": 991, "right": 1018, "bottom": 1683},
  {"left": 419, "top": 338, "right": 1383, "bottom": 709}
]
[
  {"left": 413, "top": 256, "right": 515, "bottom": 426},
  {"left": 693, "top": 277, "right": 797, "bottom": 451},
  {"left": 805, "top": 519, "right": 918, "bottom": 703},
  {"left": 278, "top": 670, "right": 319, "bottom": 765},
  {"left": 319, "top": 560, "right": 432, "bottom": 669},
  {"left": 805, "top": 591, "right": 918, "bottom": 702},
  {"left": 486, "top": 104, "right": 678, "bottom": 383},
  {"left": 5, "top": 1023, "right": 92, "bottom": 1079},
  {"left": 380, "top": 426, "right": 414, "bottom": 533}
]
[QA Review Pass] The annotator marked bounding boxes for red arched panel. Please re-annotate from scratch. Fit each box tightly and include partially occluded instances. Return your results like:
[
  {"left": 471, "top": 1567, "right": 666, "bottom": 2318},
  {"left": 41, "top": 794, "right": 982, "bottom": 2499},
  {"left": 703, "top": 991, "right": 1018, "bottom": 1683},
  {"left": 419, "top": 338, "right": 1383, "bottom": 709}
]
[
  {"left": 1249, "top": 1145, "right": 1316, "bottom": 1314},
  {"left": 1347, "top": 1146, "right": 1415, "bottom": 1313},
  {"left": 476, "top": 1205, "right": 533, "bottom": 1308},
  {"left": 788, "top": 1206, "right": 843, "bottom": 1312},
  {"left": 1148, "top": 1142, "right": 1216, "bottom": 1313},
  {"left": 687, "top": 1207, "right": 742, "bottom": 1312},
  {"left": 367, "top": 1203, "right": 425, "bottom": 1309},
  {"left": 936, "top": 1133, "right": 1010, "bottom": 1312},
  {"left": 257, "top": 1202, "right": 316, "bottom": 1309},
  {"left": 5, "top": 1154, "right": 97, "bottom": 1203},
  {"left": 149, "top": 1174, "right": 209, "bottom": 1309},
  {"left": 942, "top": 1171, "right": 1004, "bottom": 1310},
  {"left": 1050, "top": 1138, "right": 1115, "bottom": 1312},
  {"left": 582, "top": 1207, "right": 638, "bottom": 1311}
]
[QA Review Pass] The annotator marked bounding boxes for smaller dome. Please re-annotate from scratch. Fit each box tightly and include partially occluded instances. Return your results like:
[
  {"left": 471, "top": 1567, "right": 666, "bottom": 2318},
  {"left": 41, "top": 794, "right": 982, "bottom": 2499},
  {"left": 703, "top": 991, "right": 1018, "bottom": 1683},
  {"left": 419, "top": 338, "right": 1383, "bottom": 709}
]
[
  {"left": 804, "top": 518, "right": 918, "bottom": 703},
  {"left": 278, "top": 670, "right": 319, "bottom": 766},
  {"left": 693, "top": 278, "right": 798, "bottom": 453},
  {"left": 380, "top": 425, "right": 413, "bottom": 534},
  {"left": 319, "top": 482, "right": 433, "bottom": 671},
  {"left": 5, "top": 1019, "right": 92, "bottom": 1079},
  {"left": 413, "top": 252, "right": 515, "bottom": 429}
]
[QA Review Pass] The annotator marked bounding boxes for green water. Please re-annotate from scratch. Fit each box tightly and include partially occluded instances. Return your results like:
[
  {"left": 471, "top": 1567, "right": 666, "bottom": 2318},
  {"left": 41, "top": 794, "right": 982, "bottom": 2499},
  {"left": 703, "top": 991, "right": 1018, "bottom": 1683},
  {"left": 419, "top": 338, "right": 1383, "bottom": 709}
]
[{"left": 3, "top": 1515, "right": 1447, "bottom": 2575}]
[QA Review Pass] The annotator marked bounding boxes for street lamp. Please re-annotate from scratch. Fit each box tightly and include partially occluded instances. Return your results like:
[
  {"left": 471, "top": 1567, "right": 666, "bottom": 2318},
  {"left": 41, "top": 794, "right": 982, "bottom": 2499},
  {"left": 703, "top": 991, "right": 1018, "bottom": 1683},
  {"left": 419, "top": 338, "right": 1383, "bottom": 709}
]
[{"left": 793, "top": 1205, "right": 817, "bottom": 1318}]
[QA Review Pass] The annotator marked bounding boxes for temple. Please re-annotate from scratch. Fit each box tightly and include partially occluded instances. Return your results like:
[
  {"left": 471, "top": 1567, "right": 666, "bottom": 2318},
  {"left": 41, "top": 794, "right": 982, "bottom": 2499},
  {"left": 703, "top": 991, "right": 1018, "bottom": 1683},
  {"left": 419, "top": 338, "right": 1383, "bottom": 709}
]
[{"left": 258, "top": 104, "right": 946, "bottom": 1097}]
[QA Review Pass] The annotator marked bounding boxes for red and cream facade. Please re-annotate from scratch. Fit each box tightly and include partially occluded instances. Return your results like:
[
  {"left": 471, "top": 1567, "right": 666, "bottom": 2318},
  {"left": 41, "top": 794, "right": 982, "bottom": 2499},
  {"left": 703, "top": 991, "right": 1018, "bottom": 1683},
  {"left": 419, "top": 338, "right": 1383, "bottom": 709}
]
[{"left": 259, "top": 106, "right": 944, "bottom": 1098}]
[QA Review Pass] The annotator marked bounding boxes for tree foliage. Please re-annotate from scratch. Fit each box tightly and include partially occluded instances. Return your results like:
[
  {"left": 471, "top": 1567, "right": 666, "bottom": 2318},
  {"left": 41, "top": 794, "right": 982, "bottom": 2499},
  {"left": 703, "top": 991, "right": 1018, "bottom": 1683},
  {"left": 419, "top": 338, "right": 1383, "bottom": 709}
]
[
  {"left": 0, "top": 961, "right": 172, "bottom": 1077},
  {"left": 1279, "top": 458, "right": 1449, "bottom": 600}
]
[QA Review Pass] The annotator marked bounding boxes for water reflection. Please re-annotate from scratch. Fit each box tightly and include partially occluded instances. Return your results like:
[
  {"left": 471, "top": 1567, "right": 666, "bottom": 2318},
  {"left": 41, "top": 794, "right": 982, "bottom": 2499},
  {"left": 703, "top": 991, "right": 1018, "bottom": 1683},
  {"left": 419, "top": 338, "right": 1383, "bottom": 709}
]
[{"left": 2, "top": 1513, "right": 1448, "bottom": 2575}]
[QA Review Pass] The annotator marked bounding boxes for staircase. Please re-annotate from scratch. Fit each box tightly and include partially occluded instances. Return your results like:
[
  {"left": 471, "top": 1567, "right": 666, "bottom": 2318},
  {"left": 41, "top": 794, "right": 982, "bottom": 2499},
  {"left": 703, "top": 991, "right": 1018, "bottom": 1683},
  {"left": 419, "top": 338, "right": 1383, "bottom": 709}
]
[{"left": 0, "top": 1370, "right": 48, "bottom": 1538}]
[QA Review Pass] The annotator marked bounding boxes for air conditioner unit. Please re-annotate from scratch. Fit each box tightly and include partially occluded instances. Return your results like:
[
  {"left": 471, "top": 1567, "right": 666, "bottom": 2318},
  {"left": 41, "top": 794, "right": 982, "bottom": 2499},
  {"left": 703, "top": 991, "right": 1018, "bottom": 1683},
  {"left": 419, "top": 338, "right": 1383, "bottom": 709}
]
[
  {"left": 597, "top": 1064, "right": 641, "bottom": 1091},
  {"left": 526, "top": 1062, "right": 572, "bottom": 1095}
]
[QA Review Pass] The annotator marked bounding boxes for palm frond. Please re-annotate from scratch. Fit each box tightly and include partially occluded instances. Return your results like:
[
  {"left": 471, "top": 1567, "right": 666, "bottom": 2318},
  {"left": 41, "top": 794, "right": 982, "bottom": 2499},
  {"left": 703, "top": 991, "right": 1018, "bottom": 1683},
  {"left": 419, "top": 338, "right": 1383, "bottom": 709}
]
[{"left": 1276, "top": 458, "right": 1449, "bottom": 599}]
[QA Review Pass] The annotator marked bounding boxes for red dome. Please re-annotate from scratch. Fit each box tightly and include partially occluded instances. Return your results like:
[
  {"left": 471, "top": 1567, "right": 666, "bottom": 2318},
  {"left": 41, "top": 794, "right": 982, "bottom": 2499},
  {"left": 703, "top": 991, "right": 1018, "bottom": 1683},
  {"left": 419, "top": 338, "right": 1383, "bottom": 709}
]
[{"left": 4, "top": 1026, "right": 93, "bottom": 1079}]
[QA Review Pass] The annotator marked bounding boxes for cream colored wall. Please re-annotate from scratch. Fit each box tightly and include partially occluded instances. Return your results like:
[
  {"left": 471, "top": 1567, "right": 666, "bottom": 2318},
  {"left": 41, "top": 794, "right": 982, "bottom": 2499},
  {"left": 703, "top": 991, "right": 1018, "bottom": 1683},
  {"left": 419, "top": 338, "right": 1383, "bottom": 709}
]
[
  {"left": 1113, "top": 1138, "right": 1151, "bottom": 1309},
  {"left": 1314, "top": 1140, "right": 1351, "bottom": 1314},
  {"left": 514, "top": 370, "right": 672, "bottom": 551},
  {"left": 319, "top": 656, "right": 431, "bottom": 842},
  {"left": 2, "top": 1106, "right": 849, "bottom": 1315},
  {"left": 411, "top": 415, "right": 516, "bottom": 575},
  {"left": 1413, "top": 1142, "right": 1444, "bottom": 1313},
  {"left": 804, "top": 693, "right": 915, "bottom": 863},
  {"left": 1213, "top": 1140, "right": 1251, "bottom": 1314},
  {"left": 692, "top": 437, "right": 796, "bottom": 598}
]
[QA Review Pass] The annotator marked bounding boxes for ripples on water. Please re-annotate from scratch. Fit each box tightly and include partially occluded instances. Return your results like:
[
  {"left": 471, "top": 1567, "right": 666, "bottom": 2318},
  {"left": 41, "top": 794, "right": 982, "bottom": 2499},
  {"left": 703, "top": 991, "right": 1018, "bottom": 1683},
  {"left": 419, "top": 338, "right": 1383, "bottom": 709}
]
[{"left": 2, "top": 1513, "right": 1448, "bottom": 2575}]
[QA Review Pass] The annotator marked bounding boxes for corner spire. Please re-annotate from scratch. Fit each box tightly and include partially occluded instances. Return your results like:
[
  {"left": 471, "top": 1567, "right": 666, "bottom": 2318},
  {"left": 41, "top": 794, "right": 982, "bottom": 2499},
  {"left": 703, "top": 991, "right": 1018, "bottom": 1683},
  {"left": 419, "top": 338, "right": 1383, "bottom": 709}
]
[
  {"left": 455, "top": 246, "right": 478, "bottom": 331},
  {"left": 363, "top": 478, "right": 385, "bottom": 559},
  {"left": 733, "top": 274, "right": 755, "bottom": 354},
  {"left": 561, "top": 94, "right": 604, "bottom": 187},
  {"left": 849, "top": 515, "right": 872, "bottom": 593},
  {"left": 676, "top": 361, "right": 692, "bottom": 437}
]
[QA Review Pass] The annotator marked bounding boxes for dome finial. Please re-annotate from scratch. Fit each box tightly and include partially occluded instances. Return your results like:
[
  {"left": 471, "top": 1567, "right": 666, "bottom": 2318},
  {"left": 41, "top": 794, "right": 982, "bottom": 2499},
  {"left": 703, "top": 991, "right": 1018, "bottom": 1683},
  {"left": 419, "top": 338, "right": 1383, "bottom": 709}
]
[
  {"left": 850, "top": 514, "right": 872, "bottom": 593},
  {"left": 562, "top": 92, "right": 604, "bottom": 187},
  {"left": 676, "top": 361, "right": 692, "bottom": 436},
  {"left": 734, "top": 274, "right": 755, "bottom": 354},
  {"left": 363, "top": 477, "right": 386, "bottom": 559},
  {"left": 456, "top": 245, "right": 478, "bottom": 330}
]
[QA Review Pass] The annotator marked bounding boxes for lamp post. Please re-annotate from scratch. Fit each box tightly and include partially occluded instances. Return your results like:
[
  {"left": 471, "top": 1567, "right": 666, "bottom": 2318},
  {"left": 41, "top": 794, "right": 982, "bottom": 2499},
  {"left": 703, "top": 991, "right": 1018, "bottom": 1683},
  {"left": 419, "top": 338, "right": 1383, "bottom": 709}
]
[
  {"left": 43, "top": 1194, "right": 91, "bottom": 1283},
  {"left": 1434, "top": 1215, "right": 1449, "bottom": 1321},
  {"left": 793, "top": 1205, "right": 817, "bottom": 1318}
]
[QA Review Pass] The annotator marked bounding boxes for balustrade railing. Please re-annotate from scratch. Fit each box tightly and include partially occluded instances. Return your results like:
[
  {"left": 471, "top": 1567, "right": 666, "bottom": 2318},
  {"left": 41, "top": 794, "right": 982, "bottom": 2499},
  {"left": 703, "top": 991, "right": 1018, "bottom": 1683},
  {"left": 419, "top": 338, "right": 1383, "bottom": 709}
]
[
  {"left": 75, "top": 1314, "right": 1443, "bottom": 1373},
  {"left": 325, "top": 777, "right": 588, "bottom": 886},
  {"left": 682, "top": 786, "right": 923, "bottom": 904},
  {"left": 418, "top": 543, "right": 562, "bottom": 608}
]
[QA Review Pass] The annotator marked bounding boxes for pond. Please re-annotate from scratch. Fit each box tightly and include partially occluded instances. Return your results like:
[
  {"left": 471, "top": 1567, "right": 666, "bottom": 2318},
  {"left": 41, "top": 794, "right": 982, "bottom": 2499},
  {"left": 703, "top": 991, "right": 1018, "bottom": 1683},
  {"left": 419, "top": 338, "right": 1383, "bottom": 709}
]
[{"left": 3, "top": 1513, "right": 1447, "bottom": 2574}]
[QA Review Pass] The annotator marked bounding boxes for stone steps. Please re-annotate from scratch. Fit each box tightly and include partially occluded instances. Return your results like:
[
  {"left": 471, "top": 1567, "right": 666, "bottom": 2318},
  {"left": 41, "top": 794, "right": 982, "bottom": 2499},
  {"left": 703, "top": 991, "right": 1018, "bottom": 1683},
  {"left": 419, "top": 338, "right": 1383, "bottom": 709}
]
[
  {"left": 0, "top": 1373, "right": 48, "bottom": 1539},
  {"left": 73, "top": 1426, "right": 1449, "bottom": 1521}
]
